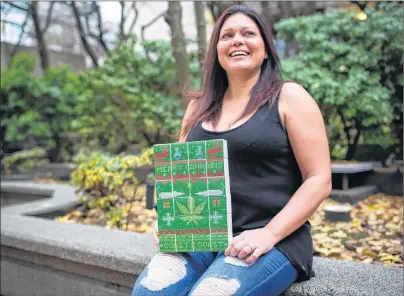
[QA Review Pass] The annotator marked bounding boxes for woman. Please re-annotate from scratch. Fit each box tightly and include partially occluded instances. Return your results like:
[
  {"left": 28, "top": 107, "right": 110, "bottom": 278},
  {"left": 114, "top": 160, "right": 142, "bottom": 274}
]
[{"left": 132, "top": 5, "right": 331, "bottom": 296}]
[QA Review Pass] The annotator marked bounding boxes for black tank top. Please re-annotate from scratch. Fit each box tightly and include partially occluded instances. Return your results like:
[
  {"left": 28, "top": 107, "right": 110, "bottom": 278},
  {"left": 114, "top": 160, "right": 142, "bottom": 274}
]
[{"left": 186, "top": 97, "right": 313, "bottom": 281}]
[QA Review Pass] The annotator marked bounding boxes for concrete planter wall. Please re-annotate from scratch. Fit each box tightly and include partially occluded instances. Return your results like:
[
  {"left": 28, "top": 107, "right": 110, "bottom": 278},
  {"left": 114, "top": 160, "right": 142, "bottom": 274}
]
[
  {"left": 1, "top": 182, "right": 403, "bottom": 296},
  {"left": 1, "top": 163, "right": 75, "bottom": 181}
]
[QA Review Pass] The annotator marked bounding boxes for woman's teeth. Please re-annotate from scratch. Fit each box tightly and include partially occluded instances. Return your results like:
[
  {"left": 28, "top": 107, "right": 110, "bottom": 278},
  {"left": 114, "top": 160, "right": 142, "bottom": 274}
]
[{"left": 230, "top": 51, "right": 249, "bottom": 57}]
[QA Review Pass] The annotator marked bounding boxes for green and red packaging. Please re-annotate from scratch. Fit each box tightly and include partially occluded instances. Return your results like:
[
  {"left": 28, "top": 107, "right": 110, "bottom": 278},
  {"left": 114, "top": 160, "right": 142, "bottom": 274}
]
[{"left": 153, "top": 139, "right": 232, "bottom": 252}]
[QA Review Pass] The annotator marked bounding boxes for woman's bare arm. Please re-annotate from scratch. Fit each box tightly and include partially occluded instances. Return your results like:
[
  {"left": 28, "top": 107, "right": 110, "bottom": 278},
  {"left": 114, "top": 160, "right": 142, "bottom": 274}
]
[{"left": 264, "top": 82, "right": 332, "bottom": 243}]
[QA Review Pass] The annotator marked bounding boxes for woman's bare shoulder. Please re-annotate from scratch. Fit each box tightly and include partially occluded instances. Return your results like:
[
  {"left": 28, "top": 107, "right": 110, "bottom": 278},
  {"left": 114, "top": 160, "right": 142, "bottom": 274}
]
[
  {"left": 279, "top": 82, "right": 318, "bottom": 112},
  {"left": 179, "top": 99, "right": 199, "bottom": 142}
]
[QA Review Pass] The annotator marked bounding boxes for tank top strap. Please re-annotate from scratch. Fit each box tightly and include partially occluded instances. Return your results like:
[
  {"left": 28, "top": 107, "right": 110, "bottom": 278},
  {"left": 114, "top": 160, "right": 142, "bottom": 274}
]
[{"left": 262, "top": 95, "right": 287, "bottom": 134}]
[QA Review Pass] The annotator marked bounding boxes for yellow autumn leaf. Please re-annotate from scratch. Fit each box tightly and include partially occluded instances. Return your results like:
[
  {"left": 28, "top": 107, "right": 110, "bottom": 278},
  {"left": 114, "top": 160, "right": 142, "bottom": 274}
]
[
  {"left": 56, "top": 216, "right": 70, "bottom": 222},
  {"left": 351, "top": 220, "right": 361, "bottom": 227},
  {"left": 380, "top": 255, "right": 401, "bottom": 262}
]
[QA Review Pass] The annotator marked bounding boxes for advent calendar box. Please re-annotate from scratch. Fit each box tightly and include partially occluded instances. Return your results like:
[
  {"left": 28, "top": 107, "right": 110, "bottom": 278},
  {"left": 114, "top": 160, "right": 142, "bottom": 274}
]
[{"left": 153, "top": 139, "right": 232, "bottom": 252}]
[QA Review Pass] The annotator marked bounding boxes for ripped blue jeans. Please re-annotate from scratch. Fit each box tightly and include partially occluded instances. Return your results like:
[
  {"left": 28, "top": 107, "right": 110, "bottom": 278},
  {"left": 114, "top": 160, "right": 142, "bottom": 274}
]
[{"left": 131, "top": 248, "right": 297, "bottom": 296}]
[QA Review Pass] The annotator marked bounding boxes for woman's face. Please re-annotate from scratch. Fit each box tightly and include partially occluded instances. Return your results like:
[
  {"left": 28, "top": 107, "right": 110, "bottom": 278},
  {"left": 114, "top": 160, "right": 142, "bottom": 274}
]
[{"left": 217, "top": 13, "right": 266, "bottom": 74}]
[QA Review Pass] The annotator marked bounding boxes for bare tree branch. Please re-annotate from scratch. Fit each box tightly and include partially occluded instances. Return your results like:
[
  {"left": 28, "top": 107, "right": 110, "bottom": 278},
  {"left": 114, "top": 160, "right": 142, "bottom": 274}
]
[
  {"left": 82, "top": 2, "right": 109, "bottom": 55},
  {"left": 0, "top": 19, "right": 24, "bottom": 28},
  {"left": 119, "top": 1, "right": 139, "bottom": 41},
  {"left": 30, "top": 2, "right": 50, "bottom": 70},
  {"left": 71, "top": 1, "right": 99, "bottom": 67},
  {"left": 9, "top": 12, "right": 29, "bottom": 61},
  {"left": 141, "top": 11, "right": 165, "bottom": 41},
  {"left": 4, "top": 1, "right": 28, "bottom": 11},
  {"left": 42, "top": 1, "right": 55, "bottom": 34},
  {"left": 141, "top": 10, "right": 166, "bottom": 63},
  {"left": 119, "top": 1, "right": 125, "bottom": 39},
  {"left": 94, "top": 2, "right": 109, "bottom": 54},
  {"left": 127, "top": 2, "right": 138, "bottom": 37}
]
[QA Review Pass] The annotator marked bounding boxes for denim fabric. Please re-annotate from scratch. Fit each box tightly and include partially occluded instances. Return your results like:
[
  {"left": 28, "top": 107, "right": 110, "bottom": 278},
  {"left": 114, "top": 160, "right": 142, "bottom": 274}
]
[{"left": 132, "top": 248, "right": 297, "bottom": 296}]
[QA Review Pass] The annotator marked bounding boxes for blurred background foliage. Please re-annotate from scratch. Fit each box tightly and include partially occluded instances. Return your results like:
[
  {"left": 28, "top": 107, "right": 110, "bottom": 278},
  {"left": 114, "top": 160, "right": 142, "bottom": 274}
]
[
  {"left": 277, "top": 2, "right": 403, "bottom": 161},
  {"left": 1, "top": 2, "right": 402, "bottom": 166}
]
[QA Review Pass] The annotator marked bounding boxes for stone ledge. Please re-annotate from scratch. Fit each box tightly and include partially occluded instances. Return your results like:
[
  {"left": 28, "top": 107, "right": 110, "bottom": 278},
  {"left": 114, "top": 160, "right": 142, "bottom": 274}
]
[
  {"left": 1, "top": 183, "right": 54, "bottom": 197},
  {"left": 285, "top": 257, "right": 402, "bottom": 296},
  {"left": 1, "top": 182, "right": 403, "bottom": 296},
  {"left": 1, "top": 214, "right": 155, "bottom": 276},
  {"left": 1, "top": 214, "right": 402, "bottom": 296},
  {"left": 1, "top": 182, "right": 77, "bottom": 215}
]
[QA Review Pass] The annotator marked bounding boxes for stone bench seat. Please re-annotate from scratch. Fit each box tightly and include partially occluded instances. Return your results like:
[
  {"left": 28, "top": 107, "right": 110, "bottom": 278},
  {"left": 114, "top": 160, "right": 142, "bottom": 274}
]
[
  {"left": 331, "top": 163, "right": 375, "bottom": 174},
  {"left": 330, "top": 185, "right": 378, "bottom": 204},
  {"left": 1, "top": 182, "right": 403, "bottom": 296}
]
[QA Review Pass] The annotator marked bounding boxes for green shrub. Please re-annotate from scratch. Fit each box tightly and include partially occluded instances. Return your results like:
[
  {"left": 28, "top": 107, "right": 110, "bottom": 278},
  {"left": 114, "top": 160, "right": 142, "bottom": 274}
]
[
  {"left": 63, "top": 148, "right": 154, "bottom": 230},
  {"left": 2, "top": 148, "right": 49, "bottom": 175}
]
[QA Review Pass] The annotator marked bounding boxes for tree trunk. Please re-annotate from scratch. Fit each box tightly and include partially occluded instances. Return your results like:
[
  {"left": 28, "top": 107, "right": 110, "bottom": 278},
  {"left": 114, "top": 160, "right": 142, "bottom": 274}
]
[
  {"left": 351, "top": 1, "right": 369, "bottom": 11},
  {"left": 194, "top": 1, "right": 207, "bottom": 80},
  {"left": 119, "top": 1, "right": 125, "bottom": 40},
  {"left": 279, "top": 2, "right": 298, "bottom": 57},
  {"left": 392, "top": 89, "right": 403, "bottom": 157},
  {"left": 165, "top": 1, "right": 193, "bottom": 91},
  {"left": 49, "top": 134, "right": 63, "bottom": 163},
  {"left": 30, "top": 2, "right": 50, "bottom": 70},
  {"left": 303, "top": 1, "right": 317, "bottom": 15},
  {"left": 345, "top": 121, "right": 362, "bottom": 160},
  {"left": 260, "top": 1, "right": 274, "bottom": 35},
  {"left": 71, "top": 2, "right": 99, "bottom": 67},
  {"left": 142, "top": 132, "right": 154, "bottom": 147},
  {"left": 207, "top": 1, "right": 245, "bottom": 22},
  {"left": 279, "top": 1, "right": 293, "bottom": 19}
]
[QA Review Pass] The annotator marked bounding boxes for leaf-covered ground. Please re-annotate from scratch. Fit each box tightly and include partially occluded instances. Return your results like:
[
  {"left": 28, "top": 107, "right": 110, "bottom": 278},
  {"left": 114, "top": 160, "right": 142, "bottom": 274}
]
[
  {"left": 55, "top": 180, "right": 402, "bottom": 268},
  {"left": 310, "top": 194, "right": 403, "bottom": 268}
]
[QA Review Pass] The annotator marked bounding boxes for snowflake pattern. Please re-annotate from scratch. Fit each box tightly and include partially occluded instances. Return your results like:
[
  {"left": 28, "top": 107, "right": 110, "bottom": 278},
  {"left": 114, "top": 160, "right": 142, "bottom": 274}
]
[
  {"left": 162, "top": 212, "right": 174, "bottom": 226},
  {"left": 209, "top": 211, "right": 224, "bottom": 224}
]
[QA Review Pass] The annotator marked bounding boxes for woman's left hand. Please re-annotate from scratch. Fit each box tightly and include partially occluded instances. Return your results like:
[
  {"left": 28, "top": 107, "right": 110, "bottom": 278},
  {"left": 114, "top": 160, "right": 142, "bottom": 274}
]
[{"left": 224, "top": 227, "right": 278, "bottom": 264}]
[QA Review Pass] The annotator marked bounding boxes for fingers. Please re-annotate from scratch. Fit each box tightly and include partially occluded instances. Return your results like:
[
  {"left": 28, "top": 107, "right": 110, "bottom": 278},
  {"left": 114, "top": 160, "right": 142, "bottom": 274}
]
[
  {"left": 224, "top": 235, "right": 244, "bottom": 256},
  {"left": 244, "top": 248, "right": 263, "bottom": 264},
  {"left": 153, "top": 221, "right": 159, "bottom": 248},
  {"left": 153, "top": 229, "right": 159, "bottom": 246},
  {"left": 237, "top": 245, "right": 253, "bottom": 259},
  {"left": 230, "top": 239, "right": 250, "bottom": 257}
]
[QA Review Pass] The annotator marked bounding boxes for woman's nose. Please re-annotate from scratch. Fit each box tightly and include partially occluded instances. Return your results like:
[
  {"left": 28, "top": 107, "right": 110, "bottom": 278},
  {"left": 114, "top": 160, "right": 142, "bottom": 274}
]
[{"left": 232, "top": 33, "right": 244, "bottom": 46}]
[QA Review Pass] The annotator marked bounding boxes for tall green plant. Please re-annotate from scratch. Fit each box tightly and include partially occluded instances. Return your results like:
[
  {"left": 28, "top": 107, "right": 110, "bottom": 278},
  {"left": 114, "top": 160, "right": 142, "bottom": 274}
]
[
  {"left": 276, "top": 3, "right": 403, "bottom": 160},
  {"left": 1, "top": 53, "right": 36, "bottom": 156},
  {"left": 1, "top": 53, "right": 81, "bottom": 161},
  {"left": 74, "top": 38, "right": 185, "bottom": 154}
]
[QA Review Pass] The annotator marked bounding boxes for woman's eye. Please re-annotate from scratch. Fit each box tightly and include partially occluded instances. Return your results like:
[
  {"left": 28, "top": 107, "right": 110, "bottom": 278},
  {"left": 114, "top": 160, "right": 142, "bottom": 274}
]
[
  {"left": 221, "top": 33, "right": 232, "bottom": 39},
  {"left": 245, "top": 31, "right": 255, "bottom": 36}
]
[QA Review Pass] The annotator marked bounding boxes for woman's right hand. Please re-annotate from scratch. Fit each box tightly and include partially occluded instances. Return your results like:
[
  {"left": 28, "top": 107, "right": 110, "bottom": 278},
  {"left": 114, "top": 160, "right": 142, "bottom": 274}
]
[{"left": 153, "top": 220, "right": 159, "bottom": 249}]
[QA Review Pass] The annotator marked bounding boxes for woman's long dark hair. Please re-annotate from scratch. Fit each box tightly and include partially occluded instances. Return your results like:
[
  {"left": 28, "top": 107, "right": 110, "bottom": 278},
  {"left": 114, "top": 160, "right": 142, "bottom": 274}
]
[{"left": 181, "top": 5, "right": 285, "bottom": 140}]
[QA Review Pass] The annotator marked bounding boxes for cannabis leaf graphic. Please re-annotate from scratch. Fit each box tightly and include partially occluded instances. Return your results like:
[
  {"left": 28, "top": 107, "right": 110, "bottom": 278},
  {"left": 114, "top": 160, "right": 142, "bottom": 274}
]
[{"left": 176, "top": 197, "right": 206, "bottom": 225}]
